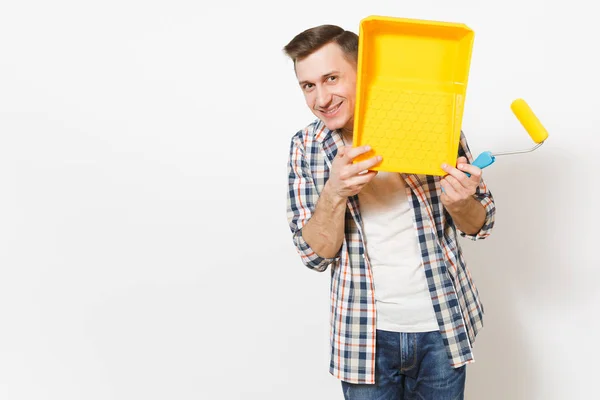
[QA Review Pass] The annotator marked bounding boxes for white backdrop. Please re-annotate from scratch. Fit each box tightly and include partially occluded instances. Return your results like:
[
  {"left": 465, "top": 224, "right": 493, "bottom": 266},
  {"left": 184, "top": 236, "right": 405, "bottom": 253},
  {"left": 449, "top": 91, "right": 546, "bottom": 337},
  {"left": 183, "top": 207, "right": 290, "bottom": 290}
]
[{"left": 1, "top": 1, "right": 598, "bottom": 399}]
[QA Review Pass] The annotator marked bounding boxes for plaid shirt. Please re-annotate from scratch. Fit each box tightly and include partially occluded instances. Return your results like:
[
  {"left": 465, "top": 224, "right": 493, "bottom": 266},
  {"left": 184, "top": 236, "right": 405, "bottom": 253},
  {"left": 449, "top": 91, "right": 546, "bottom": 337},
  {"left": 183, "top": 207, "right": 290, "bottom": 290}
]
[{"left": 286, "top": 119, "right": 496, "bottom": 384}]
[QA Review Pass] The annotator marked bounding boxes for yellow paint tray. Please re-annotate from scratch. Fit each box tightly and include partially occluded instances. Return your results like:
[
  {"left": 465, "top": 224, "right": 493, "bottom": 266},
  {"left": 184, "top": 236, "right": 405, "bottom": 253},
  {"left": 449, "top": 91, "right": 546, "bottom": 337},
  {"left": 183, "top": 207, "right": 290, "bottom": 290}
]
[{"left": 352, "top": 16, "right": 475, "bottom": 176}]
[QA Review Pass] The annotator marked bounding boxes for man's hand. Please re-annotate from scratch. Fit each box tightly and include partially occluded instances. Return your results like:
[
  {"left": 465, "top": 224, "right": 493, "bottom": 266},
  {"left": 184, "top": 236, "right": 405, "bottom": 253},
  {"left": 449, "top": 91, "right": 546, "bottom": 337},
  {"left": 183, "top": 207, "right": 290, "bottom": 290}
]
[
  {"left": 300, "top": 145, "right": 382, "bottom": 260},
  {"left": 440, "top": 156, "right": 482, "bottom": 213},
  {"left": 326, "top": 145, "right": 382, "bottom": 199}
]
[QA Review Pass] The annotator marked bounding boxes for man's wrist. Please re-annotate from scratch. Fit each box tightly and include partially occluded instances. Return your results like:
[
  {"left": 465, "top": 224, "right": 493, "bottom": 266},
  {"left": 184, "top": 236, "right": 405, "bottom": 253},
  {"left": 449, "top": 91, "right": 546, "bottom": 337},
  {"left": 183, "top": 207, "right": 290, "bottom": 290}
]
[
  {"left": 323, "top": 182, "right": 347, "bottom": 208},
  {"left": 447, "top": 196, "right": 475, "bottom": 216}
]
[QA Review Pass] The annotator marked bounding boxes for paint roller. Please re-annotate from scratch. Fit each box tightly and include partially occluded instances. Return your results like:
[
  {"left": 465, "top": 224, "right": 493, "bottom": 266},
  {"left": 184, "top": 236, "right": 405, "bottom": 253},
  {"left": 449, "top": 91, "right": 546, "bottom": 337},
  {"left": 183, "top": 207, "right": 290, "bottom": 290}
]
[{"left": 468, "top": 98, "right": 549, "bottom": 174}]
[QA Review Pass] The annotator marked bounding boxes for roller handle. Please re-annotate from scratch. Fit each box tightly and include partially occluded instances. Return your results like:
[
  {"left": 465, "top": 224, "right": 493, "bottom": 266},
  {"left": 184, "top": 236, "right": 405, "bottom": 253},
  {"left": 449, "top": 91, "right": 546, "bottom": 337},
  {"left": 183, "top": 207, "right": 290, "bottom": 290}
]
[
  {"left": 442, "top": 152, "right": 494, "bottom": 195},
  {"left": 465, "top": 151, "right": 495, "bottom": 177}
]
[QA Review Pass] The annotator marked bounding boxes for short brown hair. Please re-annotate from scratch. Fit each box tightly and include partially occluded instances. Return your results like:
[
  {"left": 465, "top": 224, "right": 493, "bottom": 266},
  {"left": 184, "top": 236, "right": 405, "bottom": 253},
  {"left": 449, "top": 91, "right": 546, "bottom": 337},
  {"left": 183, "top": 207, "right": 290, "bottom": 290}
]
[{"left": 283, "top": 25, "right": 358, "bottom": 66}]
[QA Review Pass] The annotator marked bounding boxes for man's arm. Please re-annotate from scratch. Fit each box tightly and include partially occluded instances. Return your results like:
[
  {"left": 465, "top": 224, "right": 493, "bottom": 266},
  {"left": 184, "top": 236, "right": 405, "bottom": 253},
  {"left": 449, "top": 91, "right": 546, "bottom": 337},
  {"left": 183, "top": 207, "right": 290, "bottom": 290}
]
[
  {"left": 287, "top": 137, "right": 382, "bottom": 270},
  {"left": 439, "top": 182, "right": 486, "bottom": 235},
  {"left": 440, "top": 133, "right": 496, "bottom": 239},
  {"left": 300, "top": 183, "right": 347, "bottom": 259}
]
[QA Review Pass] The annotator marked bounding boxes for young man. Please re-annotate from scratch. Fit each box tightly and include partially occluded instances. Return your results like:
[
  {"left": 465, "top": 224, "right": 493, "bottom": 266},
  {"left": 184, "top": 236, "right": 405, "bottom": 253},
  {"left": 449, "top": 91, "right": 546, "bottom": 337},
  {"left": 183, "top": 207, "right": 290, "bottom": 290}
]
[{"left": 284, "top": 24, "right": 495, "bottom": 399}]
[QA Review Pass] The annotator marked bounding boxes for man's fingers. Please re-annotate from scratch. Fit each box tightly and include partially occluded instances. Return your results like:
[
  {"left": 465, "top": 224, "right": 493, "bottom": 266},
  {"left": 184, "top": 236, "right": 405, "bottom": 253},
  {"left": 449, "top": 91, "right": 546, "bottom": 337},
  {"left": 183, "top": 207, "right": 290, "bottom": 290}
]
[
  {"left": 440, "top": 179, "right": 459, "bottom": 200},
  {"left": 344, "top": 145, "right": 374, "bottom": 161},
  {"left": 443, "top": 175, "right": 464, "bottom": 194},
  {"left": 350, "top": 155, "right": 382, "bottom": 175},
  {"left": 441, "top": 163, "right": 470, "bottom": 187},
  {"left": 339, "top": 155, "right": 382, "bottom": 180},
  {"left": 347, "top": 170, "right": 378, "bottom": 187},
  {"left": 456, "top": 162, "right": 482, "bottom": 179}
]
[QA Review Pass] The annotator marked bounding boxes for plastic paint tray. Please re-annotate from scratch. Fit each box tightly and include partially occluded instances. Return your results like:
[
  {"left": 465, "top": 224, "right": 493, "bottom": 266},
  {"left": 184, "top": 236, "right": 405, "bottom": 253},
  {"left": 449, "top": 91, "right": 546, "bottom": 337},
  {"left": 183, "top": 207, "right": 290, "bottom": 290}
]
[{"left": 352, "top": 16, "right": 475, "bottom": 176}]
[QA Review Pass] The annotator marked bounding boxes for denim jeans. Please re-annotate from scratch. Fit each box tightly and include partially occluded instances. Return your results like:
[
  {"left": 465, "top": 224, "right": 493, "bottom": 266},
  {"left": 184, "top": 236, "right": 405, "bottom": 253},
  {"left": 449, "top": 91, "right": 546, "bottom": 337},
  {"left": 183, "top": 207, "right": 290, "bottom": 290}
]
[{"left": 341, "top": 330, "right": 466, "bottom": 400}]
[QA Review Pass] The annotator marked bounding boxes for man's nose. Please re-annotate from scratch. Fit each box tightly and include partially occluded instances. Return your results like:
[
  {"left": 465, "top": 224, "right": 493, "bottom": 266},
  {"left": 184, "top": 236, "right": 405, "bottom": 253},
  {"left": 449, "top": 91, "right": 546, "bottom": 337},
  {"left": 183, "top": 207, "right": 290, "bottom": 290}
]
[{"left": 315, "top": 87, "right": 332, "bottom": 108}]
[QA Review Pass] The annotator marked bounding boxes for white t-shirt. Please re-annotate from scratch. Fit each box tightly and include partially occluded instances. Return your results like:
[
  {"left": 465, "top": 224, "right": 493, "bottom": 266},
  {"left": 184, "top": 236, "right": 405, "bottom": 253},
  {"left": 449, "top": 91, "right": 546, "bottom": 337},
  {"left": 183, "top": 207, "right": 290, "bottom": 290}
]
[{"left": 358, "top": 171, "right": 439, "bottom": 332}]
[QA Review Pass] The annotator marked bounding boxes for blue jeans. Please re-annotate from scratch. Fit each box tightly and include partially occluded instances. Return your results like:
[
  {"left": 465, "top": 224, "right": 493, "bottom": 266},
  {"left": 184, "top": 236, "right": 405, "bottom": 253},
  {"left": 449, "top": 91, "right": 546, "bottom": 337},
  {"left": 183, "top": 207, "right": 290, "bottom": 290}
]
[{"left": 341, "top": 330, "right": 466, "bottom": 400}]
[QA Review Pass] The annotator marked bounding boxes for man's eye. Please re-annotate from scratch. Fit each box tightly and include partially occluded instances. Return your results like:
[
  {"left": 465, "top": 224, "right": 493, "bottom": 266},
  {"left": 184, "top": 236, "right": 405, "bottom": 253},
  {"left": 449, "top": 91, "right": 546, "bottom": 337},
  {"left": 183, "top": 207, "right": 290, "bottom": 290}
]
[
  {"left": 303, "top": 83, "right": 314, "bottom": 90},
  {"left": 327, "top": 76, "right": 337, "bottom": 82}
]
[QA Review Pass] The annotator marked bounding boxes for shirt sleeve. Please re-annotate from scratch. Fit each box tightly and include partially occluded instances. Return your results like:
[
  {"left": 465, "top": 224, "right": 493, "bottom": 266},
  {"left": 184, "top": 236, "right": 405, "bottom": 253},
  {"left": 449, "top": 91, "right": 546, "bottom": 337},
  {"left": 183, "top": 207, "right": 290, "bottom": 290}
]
[
  {"left": 286, "top": 134, "right": 339, "bottom": 271},
  {"left": 456, "top": 131, "right": 497, "bottom": 240}
]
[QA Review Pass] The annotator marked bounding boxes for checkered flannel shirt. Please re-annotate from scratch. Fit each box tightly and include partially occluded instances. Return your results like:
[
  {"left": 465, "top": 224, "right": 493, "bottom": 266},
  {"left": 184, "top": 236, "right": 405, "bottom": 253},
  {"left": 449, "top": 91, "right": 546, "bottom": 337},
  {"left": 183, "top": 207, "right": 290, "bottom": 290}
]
[{"left": 286, "top": 119, "right": 496, "bottom": 384}]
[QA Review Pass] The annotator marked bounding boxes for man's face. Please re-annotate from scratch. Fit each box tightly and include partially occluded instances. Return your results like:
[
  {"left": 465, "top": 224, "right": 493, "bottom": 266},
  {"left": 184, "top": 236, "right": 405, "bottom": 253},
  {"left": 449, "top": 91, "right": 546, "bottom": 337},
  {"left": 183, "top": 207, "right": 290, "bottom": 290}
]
[{"left": 295, "top": 42, "right": 357, "bottom": 132}]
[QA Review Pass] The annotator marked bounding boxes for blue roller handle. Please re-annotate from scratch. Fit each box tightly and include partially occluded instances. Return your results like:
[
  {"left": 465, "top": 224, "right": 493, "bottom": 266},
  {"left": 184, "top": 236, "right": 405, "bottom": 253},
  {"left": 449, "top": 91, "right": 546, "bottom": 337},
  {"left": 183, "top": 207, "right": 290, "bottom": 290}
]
[
  {"left": 466, "top": 151, "right": 496, "bottom": 177},
  {"left": 442, "top": 151, "right": 497, "bottom": 193}
]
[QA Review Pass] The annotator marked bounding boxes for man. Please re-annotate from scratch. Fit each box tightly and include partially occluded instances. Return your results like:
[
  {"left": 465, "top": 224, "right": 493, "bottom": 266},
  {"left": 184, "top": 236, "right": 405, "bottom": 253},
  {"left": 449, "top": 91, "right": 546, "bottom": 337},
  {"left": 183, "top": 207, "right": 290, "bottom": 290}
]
[{"left": 284, "top": 24, "right": 495, "bottom": 399}]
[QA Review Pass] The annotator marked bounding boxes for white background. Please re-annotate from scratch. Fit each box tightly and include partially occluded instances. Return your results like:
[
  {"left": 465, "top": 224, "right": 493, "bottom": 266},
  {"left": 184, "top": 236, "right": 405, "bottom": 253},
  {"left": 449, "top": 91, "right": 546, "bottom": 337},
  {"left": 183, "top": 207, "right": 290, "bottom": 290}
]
[{"left": 1, "top": 0, "right": 598, "bottom": 399}]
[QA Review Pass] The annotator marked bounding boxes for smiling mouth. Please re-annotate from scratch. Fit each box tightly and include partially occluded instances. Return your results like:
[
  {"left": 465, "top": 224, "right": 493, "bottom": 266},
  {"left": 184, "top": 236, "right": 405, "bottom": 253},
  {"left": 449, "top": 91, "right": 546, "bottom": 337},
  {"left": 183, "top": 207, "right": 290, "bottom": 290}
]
[{"left": 320, "top": 102, "right": 343, "bottom": 115}]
